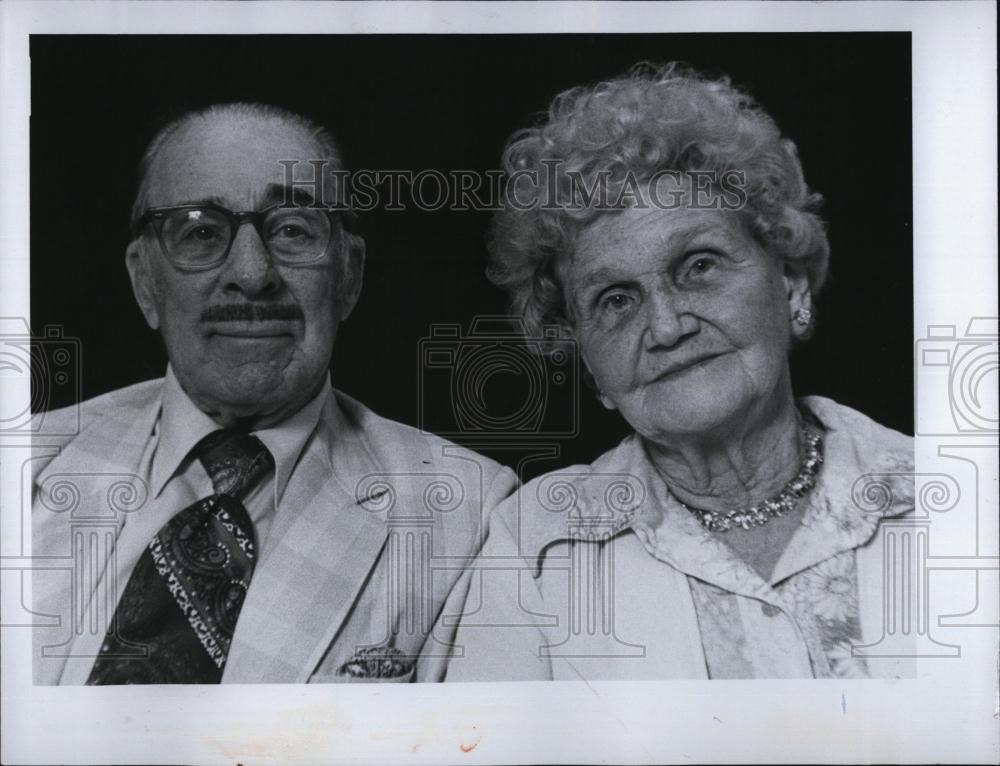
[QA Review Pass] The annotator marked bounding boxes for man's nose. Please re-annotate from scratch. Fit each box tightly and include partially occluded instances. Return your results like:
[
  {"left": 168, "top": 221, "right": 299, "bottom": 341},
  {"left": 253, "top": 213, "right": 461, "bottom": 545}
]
[
  {"left": 219, "top": 224, "right": 282, "bottom": 297},
  {"left": 643, "top": 289, "right": 695, "bottom": 349}
]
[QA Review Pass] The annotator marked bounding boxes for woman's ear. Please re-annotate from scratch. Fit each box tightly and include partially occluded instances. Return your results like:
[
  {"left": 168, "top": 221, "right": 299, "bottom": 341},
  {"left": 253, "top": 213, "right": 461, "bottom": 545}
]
[
  {"left": 125, "top": 241, "right": 162, "bottom": 331},
  {"left": 591, "top": 371, "right": 618, "bottom": 411},
  {"left": 783, "top": 261, "right": 813, "bottom": 339},
  {"left": 550, "top": 315, "right": 615, "bottom": 410},
  {"left": 575, "top": 344, "right": 618, "bottom": 411}
]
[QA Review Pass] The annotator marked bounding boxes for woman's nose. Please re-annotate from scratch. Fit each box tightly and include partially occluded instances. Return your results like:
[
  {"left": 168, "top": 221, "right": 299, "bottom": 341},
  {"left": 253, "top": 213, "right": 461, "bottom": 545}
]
[
  {"left": 220, "top": 225, "right": 282, "bottom": 297},
  {"left": 644, "top": 291, "right": 694, "bottom": 348}
]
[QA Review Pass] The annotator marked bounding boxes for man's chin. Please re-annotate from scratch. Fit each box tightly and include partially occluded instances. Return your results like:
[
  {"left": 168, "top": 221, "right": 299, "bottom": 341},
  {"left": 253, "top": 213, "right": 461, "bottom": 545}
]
[
  {"left": 204, "top": 391, "right": 305, "bottom": 429},
  {"left": 185, "top": 367, "right": 323, "bottom": 428},
  {"left": 201, "top": 334, "right": 299, "bottom": 368}
]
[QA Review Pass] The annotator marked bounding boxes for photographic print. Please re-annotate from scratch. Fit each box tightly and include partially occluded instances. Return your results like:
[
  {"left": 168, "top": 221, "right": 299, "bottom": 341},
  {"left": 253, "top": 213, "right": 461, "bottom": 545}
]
[{"left": 1, "top": 2, "right": 996, "bottom": 764}]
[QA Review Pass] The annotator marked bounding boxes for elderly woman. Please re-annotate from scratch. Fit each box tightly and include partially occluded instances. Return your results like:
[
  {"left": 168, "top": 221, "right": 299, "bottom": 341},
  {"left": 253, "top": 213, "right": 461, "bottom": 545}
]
[{"left": 448, "top": 63, "right": 915, "bottom": 680}]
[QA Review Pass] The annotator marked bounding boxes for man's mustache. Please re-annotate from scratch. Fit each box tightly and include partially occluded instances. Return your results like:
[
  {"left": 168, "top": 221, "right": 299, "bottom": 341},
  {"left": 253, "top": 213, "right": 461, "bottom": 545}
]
[{"left": 201, "top": 304, "right": 304, "bottom": 322}]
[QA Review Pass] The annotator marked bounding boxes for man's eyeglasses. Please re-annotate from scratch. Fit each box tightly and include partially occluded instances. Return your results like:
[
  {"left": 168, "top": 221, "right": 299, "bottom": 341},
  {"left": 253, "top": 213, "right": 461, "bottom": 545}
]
[{"left": 134, "top": 203, "right": 346, "bottom": 271}]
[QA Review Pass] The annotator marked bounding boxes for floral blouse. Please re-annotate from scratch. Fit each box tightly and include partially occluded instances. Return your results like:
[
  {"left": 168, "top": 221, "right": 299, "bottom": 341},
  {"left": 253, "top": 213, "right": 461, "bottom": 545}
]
[
  {"left": 689, "top": 550, "right": 868, "bottom": 678},
  {"left": 447, "top": 395, "right": 916, "bottom": 682},
  {"left": 625, "top": 398, "right": 915, "bottom": 679}
]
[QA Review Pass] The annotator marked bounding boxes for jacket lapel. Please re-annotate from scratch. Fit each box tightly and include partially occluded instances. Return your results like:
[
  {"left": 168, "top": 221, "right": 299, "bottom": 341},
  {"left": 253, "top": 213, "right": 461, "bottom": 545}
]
[
  {"left": 223, "top": 392, "right": 392, "bottom": 683},
  {"left": 31, "top": 386, "right": 161, "bottom": 685},
  {"left": 33, "top": 389, "right": 162, "bottom": 556}
]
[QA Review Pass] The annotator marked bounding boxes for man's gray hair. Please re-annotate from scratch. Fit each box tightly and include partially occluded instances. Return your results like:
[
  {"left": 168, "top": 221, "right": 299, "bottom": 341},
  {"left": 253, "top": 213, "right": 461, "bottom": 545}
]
[{"left": 130, "top": 101, "right": 361, "bottom": 264}]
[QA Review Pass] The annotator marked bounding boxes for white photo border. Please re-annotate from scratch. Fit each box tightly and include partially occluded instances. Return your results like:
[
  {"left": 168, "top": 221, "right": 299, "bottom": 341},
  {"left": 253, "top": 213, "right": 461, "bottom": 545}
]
[{"left": 1, "top": 2, "right": 997, "bottom": 764}]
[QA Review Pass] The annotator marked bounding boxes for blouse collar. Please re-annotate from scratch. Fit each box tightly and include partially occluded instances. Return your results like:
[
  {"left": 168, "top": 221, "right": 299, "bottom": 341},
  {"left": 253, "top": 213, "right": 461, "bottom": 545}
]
[{"left": 522, "top": 396, "right": 915, "bottom": 583}]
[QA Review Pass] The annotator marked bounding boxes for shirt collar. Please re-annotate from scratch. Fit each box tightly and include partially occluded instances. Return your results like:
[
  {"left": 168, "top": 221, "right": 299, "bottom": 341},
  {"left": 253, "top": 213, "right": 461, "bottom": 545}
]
[
  {"left": 524, "top": 396, "right": 914, "bottom": 586},
  {"left": 151, "top": 366, "right": 331, "bottom": 504},
  {"left": 253, "top": 377, "right": 330, "bottom": 506}
]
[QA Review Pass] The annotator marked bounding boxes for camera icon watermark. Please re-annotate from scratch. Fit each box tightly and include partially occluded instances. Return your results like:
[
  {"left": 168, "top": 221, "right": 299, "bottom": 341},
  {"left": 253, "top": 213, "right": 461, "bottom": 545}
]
[
  {"left": 0, "top": 317, "right": 81, "bottom": 438},
  {"left": 417, "top": 316, "right": 579, "bottom": 440},
  {"left": 916, "top": 317, "right": 998, "bottom": 436}
]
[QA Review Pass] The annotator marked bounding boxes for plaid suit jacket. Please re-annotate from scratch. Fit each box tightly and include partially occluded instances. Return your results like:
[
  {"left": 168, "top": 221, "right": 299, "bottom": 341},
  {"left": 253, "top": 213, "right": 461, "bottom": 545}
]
[{"left": 31, "top": 379, "right": 517, "bottom": 684}]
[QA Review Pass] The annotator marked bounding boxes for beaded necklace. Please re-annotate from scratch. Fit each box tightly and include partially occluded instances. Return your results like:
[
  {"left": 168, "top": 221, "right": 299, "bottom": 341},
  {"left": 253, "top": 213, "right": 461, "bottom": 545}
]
[{"left": 678, "top": 426, "right": 824, "bottom": 533}]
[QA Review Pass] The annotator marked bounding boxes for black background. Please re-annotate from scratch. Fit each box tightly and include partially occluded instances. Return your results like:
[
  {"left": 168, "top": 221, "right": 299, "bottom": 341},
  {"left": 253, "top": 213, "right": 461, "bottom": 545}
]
[{"left": 30, "top": 34, "right": 912, "bottom": 479}]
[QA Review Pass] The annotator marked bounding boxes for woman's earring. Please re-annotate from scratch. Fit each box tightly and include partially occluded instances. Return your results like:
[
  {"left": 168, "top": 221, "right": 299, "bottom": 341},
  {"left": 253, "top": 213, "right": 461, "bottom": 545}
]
[{"left": 793, "top": 307, "right": 812, "bottom": 327}]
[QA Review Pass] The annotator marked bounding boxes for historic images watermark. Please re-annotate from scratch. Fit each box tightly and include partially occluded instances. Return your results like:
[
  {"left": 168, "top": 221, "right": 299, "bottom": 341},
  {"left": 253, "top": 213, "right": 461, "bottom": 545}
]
[{"left": 278, "top": 160, "right": 750, "bottom": 213}]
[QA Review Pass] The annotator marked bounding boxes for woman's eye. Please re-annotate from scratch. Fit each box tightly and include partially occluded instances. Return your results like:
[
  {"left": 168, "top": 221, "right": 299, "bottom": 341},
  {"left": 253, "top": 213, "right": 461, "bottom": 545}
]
[
  {"left": 690, "top": 256, "right": 714, "bottom": 273},
  {"left": 681, "top": 253, "right": 719, "bottom": 281},
  {"left": 600, "top": 292, "right": 635, "bottom": 314}
]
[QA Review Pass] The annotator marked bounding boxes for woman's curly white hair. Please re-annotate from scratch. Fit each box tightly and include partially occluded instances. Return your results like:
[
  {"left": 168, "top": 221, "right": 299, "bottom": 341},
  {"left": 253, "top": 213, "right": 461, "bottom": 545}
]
[{"left": 487, "top": 62, "right": 830, "bottom": 337}]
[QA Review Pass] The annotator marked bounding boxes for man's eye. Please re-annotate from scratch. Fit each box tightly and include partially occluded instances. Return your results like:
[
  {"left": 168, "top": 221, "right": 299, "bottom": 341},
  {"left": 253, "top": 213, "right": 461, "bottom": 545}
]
[
  {"left": 269, "top": 220, "right": 316, "bottom": 241},
  {"left": 184, "top": 225, "right": 224, "bottom": 242},
  {"left": 275, "top": 224, "right": 308, "bottom": 239}
]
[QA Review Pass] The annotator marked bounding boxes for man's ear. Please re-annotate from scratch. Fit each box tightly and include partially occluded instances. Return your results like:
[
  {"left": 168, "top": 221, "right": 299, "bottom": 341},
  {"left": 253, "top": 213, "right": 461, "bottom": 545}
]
[
  {"left": 125, "top": 241, "right": 162, "bottom": 330},
  {"left": 338, "top": 238, "right": 366, "bottom": 320},
  {"left": 783, "top": 260, "right": 813, "bottom": 338}
]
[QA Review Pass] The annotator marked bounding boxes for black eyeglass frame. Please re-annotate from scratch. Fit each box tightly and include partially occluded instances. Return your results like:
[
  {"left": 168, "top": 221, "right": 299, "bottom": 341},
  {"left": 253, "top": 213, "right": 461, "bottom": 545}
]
[{"left": 133, "top": 202, "right": 358, "bottom": 271}]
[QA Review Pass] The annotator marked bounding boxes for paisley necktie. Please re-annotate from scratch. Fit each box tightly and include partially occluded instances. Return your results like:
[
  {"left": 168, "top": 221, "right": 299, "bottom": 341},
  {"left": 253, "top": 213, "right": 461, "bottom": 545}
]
[{"left": 86, "top": 429, "right": 274, "bottom": 684}]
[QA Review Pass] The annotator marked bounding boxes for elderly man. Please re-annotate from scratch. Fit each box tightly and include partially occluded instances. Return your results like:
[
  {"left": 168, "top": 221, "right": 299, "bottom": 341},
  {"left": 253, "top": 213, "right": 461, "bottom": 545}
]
[{"left": 31, "top": 103, "right": 516, "bottom": 684}]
